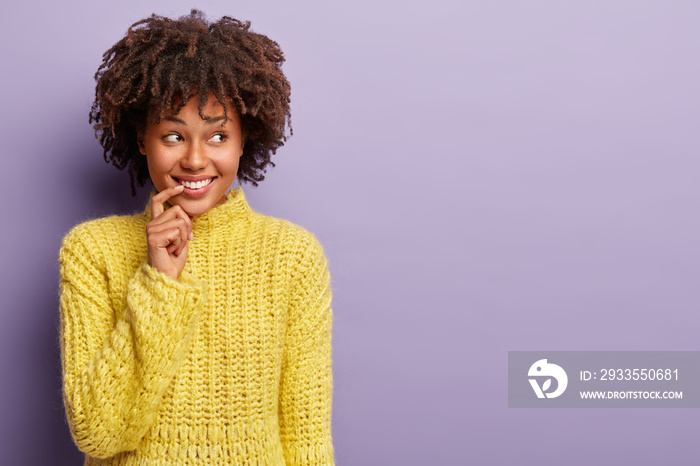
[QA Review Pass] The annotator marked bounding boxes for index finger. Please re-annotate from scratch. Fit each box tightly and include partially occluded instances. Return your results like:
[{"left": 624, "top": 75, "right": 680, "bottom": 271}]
[{"left": 151, "top": 185, "right": 184, "bottom": 219}]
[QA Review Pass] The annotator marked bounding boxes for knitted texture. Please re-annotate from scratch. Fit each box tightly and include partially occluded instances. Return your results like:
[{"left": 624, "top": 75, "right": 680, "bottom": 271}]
[{"left": 59, "top": 187, "right": 334, "bottom": 465}]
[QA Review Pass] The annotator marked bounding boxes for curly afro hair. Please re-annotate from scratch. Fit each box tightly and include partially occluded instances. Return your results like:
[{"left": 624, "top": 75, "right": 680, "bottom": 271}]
[{"left": 90, "top": 9, "right": 292, "bottom": 195}]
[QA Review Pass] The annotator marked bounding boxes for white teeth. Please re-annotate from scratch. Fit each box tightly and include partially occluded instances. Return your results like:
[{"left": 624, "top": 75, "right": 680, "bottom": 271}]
[{"left": 179, "top": 179, "right": 212, "bottom": 189}]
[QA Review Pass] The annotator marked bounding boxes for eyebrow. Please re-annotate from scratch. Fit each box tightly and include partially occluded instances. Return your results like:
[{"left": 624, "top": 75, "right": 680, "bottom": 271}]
[{"left": 163, "top": 115, "right": 227, "bottom": 125}]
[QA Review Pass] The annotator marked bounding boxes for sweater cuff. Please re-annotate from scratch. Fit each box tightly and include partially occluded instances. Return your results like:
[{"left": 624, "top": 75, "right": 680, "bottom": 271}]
[
  {"left": 283, "top": 442, "right": 335, "bottom": 466},
  {"left": 125, "top": 263, "right": 207, "bottom": 366},
  {"left": 134, "top": 262, "right": 207, "bottom": 314}
]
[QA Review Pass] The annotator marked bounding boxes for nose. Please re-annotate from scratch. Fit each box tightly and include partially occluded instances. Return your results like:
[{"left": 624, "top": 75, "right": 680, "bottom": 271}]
[{"left": 180, "top": 142, "right": 207, "bottom": 171}]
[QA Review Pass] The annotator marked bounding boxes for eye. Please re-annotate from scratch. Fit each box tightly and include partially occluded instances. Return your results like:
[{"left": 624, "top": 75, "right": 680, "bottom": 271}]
[
  {"left": 163, "top": 133, "right": 182, "bottom": 143},
  {"left": 210, "top": 133, "right": 227, "bottom": 143}
]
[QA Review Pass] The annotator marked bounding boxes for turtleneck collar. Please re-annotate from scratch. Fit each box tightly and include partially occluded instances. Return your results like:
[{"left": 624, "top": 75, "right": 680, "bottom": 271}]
[{"left": 142, "top": 186, "right": 252, "bottom": 233}]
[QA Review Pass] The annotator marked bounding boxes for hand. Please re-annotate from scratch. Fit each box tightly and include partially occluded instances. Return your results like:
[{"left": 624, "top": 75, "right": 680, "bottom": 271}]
[{"left": 146, "top": 185, "right": 193, "bottom": 280}]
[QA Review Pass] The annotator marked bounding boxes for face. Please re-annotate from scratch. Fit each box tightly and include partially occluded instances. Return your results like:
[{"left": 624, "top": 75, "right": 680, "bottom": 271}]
[{"left": 138, "top": 94, "right": 244, "bottom": 217}]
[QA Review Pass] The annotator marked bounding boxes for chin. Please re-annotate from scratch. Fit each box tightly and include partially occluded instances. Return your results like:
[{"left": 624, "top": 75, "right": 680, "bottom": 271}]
[
  {"left": 185, "top": 206, "right": 212, "bottom": 217},
  {"left": 172, "top": 200, "right": 212, "bottom": 217}
]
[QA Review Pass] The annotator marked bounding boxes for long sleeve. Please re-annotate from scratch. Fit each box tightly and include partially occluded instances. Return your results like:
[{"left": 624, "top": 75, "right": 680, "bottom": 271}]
[
  {"left": 279, "top": 233, "right": 335, "bottom": 466},
  {"left": 58, "top": 225, "right": 207, "bottom": 459}
]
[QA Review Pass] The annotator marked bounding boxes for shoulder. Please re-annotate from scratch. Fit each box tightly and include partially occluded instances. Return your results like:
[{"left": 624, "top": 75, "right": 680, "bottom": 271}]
[
  {"left": 60, "top": 213, "right": 147, "bottom": 264},
  {"left": 259, "top": 215, "right": 331, "bottom": 294},
  {"left": 250, "top": 211, "right": 327, "bottom": 259},
  {"left": 62, "top": 213, "right": 145, "bottom": 247}
]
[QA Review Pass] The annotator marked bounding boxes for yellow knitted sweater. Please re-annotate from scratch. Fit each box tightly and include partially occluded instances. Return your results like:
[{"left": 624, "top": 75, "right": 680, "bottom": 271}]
[{"left": 58, "top": 187, "right": 334, "bottom": 465}]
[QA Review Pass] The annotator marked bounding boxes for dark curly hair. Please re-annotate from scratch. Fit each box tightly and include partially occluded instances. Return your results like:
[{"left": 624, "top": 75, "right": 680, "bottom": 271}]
[{"left": 89, "top": 9, "right": 292, "bottom": 195}]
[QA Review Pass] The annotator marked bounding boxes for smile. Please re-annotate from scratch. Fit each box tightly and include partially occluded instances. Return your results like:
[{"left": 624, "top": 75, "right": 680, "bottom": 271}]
[{"left": 176, "top": 178, "right": 214, "bottom": 190}]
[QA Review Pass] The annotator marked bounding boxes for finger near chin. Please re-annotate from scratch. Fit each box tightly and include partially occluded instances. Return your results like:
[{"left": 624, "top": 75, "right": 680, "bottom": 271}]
[
  {"left": 153, "top": 185, "right": 184, "bottom": 202},
  {"left": 168, "top": 205, "right": 193, "bottom": 229},
  {"left": 149, "top": 205, "right": 191, "bottom": 228},
  {"left": 152, "top": 186, "right": 184, "bottom": 219}
]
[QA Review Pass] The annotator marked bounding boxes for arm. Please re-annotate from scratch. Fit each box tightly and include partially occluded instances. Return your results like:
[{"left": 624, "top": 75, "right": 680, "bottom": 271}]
[
  {"left": 59, "top": 225, "right": 206, "bottom": 458},
  {"left": 279, "top": 233, "right": 335, "bottom": 466}
]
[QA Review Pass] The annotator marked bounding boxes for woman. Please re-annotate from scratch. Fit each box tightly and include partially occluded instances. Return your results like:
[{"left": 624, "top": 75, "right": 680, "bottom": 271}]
[{"left": 59, "top": 10, "right": 334, "bottom": 465}]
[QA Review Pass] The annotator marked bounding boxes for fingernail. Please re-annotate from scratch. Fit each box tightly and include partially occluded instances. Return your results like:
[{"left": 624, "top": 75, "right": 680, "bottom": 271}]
[{"left": 189, "top": 232, "right": 193, "bottom": 241}]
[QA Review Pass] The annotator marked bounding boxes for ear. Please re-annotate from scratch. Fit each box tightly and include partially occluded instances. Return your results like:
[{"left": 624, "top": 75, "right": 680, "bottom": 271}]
[
  {"left": 137, "top": 134, "right": 146, "bottom": 155},
  {"left": 238, "top": 136, "right": 245, "bottom": 158}
]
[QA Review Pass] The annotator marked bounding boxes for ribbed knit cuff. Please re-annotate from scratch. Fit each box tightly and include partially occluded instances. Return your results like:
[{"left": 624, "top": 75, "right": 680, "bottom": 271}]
[
  {"left": 125, "top": 262, "right": 208, "bottom": 374},
  {"left": 283, "top": 442, "right": 335, "bottom": 466}
]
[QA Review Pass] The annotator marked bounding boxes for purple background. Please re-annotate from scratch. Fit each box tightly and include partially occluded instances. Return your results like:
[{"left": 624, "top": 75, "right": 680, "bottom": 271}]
[{"left": 1, "top": 1, "right": 698, "bottom": 464}]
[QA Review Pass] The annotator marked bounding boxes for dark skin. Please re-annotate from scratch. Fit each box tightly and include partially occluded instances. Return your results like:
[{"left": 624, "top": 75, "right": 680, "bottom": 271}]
[
  {"left": 90, "top": 9, "right": 292, "bottom": 195},
  {"left": 147, "top": 186, "right": 192, "bottom": 280},
  {"left": 141, "top": 94, "right": 246, "bottom": 280}
]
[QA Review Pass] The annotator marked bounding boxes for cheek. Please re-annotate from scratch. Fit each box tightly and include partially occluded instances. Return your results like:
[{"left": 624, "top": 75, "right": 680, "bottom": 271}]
[
  {"left": 217, "top": 154, "right": 242, "bottom": 176},
  {"left": 145, "top": 145, "right": 172, "bottom": 168},
  {"left": 145, "top": 152, "right": 177, "bottom": 182}
]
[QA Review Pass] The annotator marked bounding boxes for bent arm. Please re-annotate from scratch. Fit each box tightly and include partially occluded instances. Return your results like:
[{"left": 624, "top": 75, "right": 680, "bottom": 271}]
[
  {"left": 279, "top": 234, "right": 335, "bottom": 465},
  {"left": 59, "top": 229, "right": 206, "bottom": 458}
]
